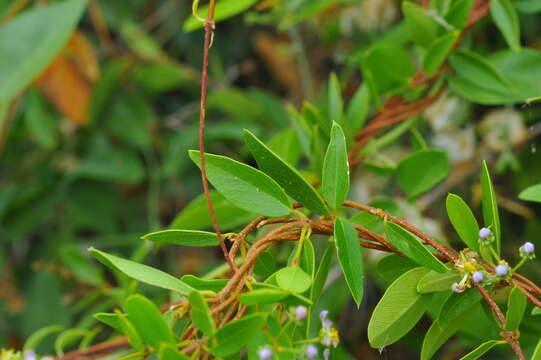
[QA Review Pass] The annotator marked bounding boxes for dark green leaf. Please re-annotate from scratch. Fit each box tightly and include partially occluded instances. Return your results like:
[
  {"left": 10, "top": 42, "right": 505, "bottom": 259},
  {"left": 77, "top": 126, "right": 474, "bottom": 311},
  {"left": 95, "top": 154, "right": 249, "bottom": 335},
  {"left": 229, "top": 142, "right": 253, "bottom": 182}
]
[
  {"left": 490, "top": 0, "right": 521, "bottom": 52},
  {"left": 417, "top": 271, "right": 460, "bottom": 293},
  {"left": 396, "top": 150, "right": 449, "bottom": 199},
  {"left": 275, "top": 266, "right": 312, "bottom": 293},
  {"left": 24, "top": 90, "right": 58, "bottom": 149},
  {"left": 424, "top": 31, "right": 459, "bottom": 76},
  {"left": 518, "top": 183, "right": 541, "bottom": 203},
  {"left": 514, "top": 0, "right": 541, "bottom": 13},
  {"left": 458, "top": 340, "right": 500, "bottom": 360},
  {"left": 60, "top": 244, "right": 104, "bottom": 286},
  {"left": 189, "top": 291, "right": 215, "bottom": 336},
  {"left": 481, "top": 161, "right": 501, "bottom": 255},
  {"left": 334, "top": 218, "right": 364, "bottom": 307},
  {"left": 239, "top": 289, "right": 290, "bottom": 305},
  {"left": 439, "top": 290, "right": 482, "bottom": 324},
  {"left": 189, "top": 150, "right": 291, "bottom": 217},
  {"left": 322, "top": 122, "right": 350, "bottom": 210},
  {"left": 384, "top": 222, "right": 448, "bottom": 273},
  {"left": 505, "top": 286, "right": 527, "bottom": 331},
  {"left": 89, "top": 248, "right": 194, "bottom": 295},
  {"left": 402, "top": 1, "right": 441, "bottom": 46},
  {"left": 0, "top": 0, "right": 87, "bottom": 102},
  {"left": 125, "top": 295, "right": 175, "bottom": 349},
  {"left": 445, "top": 0, "right": 474, "bottom": 29},
  {"left": 446, "top": 193, "right": 480, "bottom": 251},
  {"left": 243, "top": 129, "right": 330, "bottom": 215},
  {"left": 362, "top": 43, "right": 414, "bottom": 94},
  {"left": 376, "top": 254, "right": 418, "bottom": 284},
  {"left": 368, "top": 267, "right": 431, "bottom": 348},
  {"left": 421, "top": 316, "right": 462, "bottom": 360},
  {"left": 254, "top": 251, "right": 278, "bottom": 278},
  {"left": 142, "top": 229, "right": 218, "bottom": 247},
  {"left": 210, "top": 313, "right": 267, "bottom": 357},
  {"left": 180, "top": 275, "right": 227, "bottom": 293}
]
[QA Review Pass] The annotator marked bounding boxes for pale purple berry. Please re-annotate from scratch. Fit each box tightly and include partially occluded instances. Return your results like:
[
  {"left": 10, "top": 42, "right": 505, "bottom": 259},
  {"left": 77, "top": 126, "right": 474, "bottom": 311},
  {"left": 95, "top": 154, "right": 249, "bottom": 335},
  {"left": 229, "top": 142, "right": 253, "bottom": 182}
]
[
  {"left": 258, "top": 347, "right": 273, "bottom": 360},
  {"left": 323, "top": 319, "right": 333, "bottom": 330},
  {"left": 306, "top": 345, "right": 318, "bottom": 359},
  {"left": 472, "top": 271, "right": 484, "bottom": 283},
  {"left": 495, "top": 264, "right": 509, "bottom": 277},
  {"left": 24, "top": 350, "right": 36, "bottom": 360},
  {"left": 319, "top": 310, "right": 329, "bottom": 321},
  {"left": 522, "top": 242, "right": 535, "bottom": 254},
  {"left": 295, "top": 305, "right": 308, "bottom": 320},
  {"left": 479, "top": 227, "right": 492, "bottom": 239}
]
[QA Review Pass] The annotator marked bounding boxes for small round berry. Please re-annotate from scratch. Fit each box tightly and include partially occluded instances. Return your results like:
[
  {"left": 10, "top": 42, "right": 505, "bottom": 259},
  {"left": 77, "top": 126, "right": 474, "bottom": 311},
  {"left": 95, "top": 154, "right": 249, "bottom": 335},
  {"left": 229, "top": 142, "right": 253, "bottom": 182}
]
[
  {"left": 451, "top": 282, "right": 464, "bottom": 293},
  {"left": 258, "top": 347, "right": 273, "bottom": 360},
  {"left": 479, "top": 227, "right": 492, "bottom": 239},
  {"left": 319, "top": 310, "right": 329, "bottom": 321},
  {"left": 472, "top": 271, "right": 484, "bottom": 284},
  {"left": 495, "top": 264, "right": 509, "bottom": 277},
  {"left": 305, "top": 345, "right": 318, "bottom": 359},
  {"left": 522, "top": 242, "right": 535, "bottom": 254},
  {"left": 295, "top": 305, "right": 308, "bottom": 321}
]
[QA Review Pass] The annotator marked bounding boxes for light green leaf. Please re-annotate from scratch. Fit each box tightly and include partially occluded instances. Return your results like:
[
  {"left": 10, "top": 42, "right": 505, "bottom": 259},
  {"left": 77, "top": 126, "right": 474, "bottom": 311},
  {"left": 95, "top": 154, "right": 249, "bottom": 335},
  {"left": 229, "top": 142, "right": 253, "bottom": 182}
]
[
  {"left": 89, "top": 247, "right": 194, "bottom": 295},
  {"left": 384, "top": 222, "right": 448, "bottom": 273},
  {"left": 481, "top": 161, "right": 501, "bottom": 255},
  {"left": 310, "top": 245, "right": 333, "bottom": 306},
  {"left": 334, "top": 218, "right": 364, "bottom": 307},
  {"left": 445, "top": 0, "right": 474, "bottom": 29},
  {"left": 424, "top": 31, "right": 460, "bottom": 76},
  {"left": 346, "top": 83, "right": 371, "bottom": 132},
  {"left": 116, "top": 309, "right": 145, "bottom": 352},
  {"left": 505, "top": 286, "right": 527, "bottom": 331},
  {"left": 396, "top": 150, "right": 449, "bottom": 199},
  {"left": 532, "top": 337, "right": 541, "bottom": 360},
  {"left": 518, "top": 183, "right": 541, "bottom": 203},
  {"left": 0, "top": 0, "right": 87, "bottom": 103},
  {"left": 180, "top": 275, "right": 227, "bottom": 293},
  {"left": 328, "top": 73, "right": 343, "bottom": 124},
  {"left": 421, "top": 315, "right": 462, "bottom": 360},
  {"left": 159, "top": 343, "right": 189, "bottom": 360},
  {"left": 125, "top": 295, "right": 175, "bottom": 349},
  {"left": 532, "top": 307, "right": 541, "bottom": 316},
  {"left": 402, "top": 1, "right": 441, "bottom": 47},
  {"left": 368, "top": 267, "right": 431, "bottom": 348},
  {"left": 24, "top": 325, "right": 63, "bottom": 352},
  {"left": 446, "top": 193, "right": 480, "bottom": 251},
  {"left": 275, "top": 266, "right": 312, "bottom": 293},
  {"left": 243, "top": 129, "right": 330, "bottom": 215},
  {"left": 210, "top": 313, "right": 267, "bottom": 357},
  {"left": 322, "top": 122, "right": 350, "bottom": 210},
  {"left": 189, "top": 150, "right": 291, "bottom": 217},
  {"left": 490, "top": 0, "right": 521, "bottom": 52},
  {"left": 417, "top": 270, "right": 460, "bottom": 293},
  {"left": 458, "top": 340, "right": 500, "bottom": 360},
  {"left": 189, "top": 291, "right": 215, "bottom": 336},
  {"left": 438, "top": 290, "right": 482, "bottom": 324},
  {"left": 184, "top": 0, "right": 259, "bottom": 32},
  {"left": 94, "top": 313, "right": 123, "bottom": 333},
  {"left": 142, "top": 229, "right": 218, "bottom": 247},
  {"left": 239, "top": 289, "right": 290, "bottom": 305},
  {"left": 54, "top": 328, "right": 88, "bottom": 356}
]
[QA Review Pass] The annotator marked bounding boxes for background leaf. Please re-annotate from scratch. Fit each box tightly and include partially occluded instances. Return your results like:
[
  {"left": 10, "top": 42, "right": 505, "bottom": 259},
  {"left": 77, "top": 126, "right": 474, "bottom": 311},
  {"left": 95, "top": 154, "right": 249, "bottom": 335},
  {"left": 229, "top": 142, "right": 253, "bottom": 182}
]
[
  {"left": 142, "top": 229, "right": 218, "bottom": 247},
  {"left": 518, "top": 183, "right": 541, "bottom": 203},
  {"left": 490, "top": 0, "right": 521, "bottom": 51},
  {"left": 396, "top": 150, "right": 449, "bottom": 199},
  {"left": 210, "top": 313, "right": 267, "bottom": 357}
]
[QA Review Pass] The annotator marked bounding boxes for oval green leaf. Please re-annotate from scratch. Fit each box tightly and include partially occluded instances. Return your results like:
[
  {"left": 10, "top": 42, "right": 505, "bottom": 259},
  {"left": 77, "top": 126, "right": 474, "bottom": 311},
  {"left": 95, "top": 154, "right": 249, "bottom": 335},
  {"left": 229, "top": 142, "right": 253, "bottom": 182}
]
[
  {"left": 210, "top": 313, "right": 267, "bottom": 357},
  {"left": 518, "top": 183, "right": 541, "bottom": 203},
  {"left": 481, "top": 160, "right": 501, "bottom": 255},
  {"left": 446, "top": 193, "right": 480, "bottom": 251},
  {"left": 189, "top": 291, "right": 215, "bottom": 337},
  {"left": 424, "top": 31, "right": 460, "bottom": 76},
  {"left": 458, "top": 340, "right": 500, "bottom": 360},
  {"left": 396, "top": 150, "right": 449, "bottom": 199},
  {"left": 438, "top": 289, "right": 482, "bottom": 324},
  {"left": 334, "top": 217, "right": 364, "bottom": 307},
  {"left": 384, "top": 222, "right": 448, "bottom": 273},
  {"left": 417, "top": 270, "right": 461, "bottom": 293},
  {"left": 505, "top": 286, "right": 527, "bottom": 331},
  {"left": 189, "top": 150, "right": 291, "bottom": 217},
  {"left": 89, "top": 247, "right": 194, "bottom": 295},
  {"left": 142, "top": 229, "right": 218, "bottom": 247},
  {"left": 322, "top": 122, "right": 350, "bottom": 210},
  {"left": 275, "top": 266, "right": 312, "bottom": 293},
  {"left": 490, "top": 0, "right": 521, "bottom": 52},
  {"left": 368, "top": 267, "right": 431, "bottom": 348},
  {"left": 239, "top": 289, "right": 290, "bottom": 305},
  {"left": 243, "top": 129, "right": 330, "bottom": 215}
]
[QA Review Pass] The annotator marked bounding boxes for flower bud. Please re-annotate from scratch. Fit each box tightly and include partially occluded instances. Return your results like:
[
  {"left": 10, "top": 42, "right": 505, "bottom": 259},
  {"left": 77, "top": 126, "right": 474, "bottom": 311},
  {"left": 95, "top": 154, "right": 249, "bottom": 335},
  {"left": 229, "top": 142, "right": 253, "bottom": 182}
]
[
  {"left": 319, "top": 310, "right": 329, "bottom": 321},
  {"left": 472, "top": 271, "right": 484, "bottom": 284},
  {"left": 305, "top": 345, "right": 318, "bottom": 359},
  {"left": 479, "top": 227, "right": 492, "bottom": 239},
  {"left": 522, "top": 242, "right": 535, "bottom": 254},
  {"left": 495, "top": 264, "right": 509, "bottom": 277},
  {"left": 258, "top": 347, "right": 273, "bottom": 360},
  {"left": 295, "top": 305, "right": 308, "bottom": 321}
]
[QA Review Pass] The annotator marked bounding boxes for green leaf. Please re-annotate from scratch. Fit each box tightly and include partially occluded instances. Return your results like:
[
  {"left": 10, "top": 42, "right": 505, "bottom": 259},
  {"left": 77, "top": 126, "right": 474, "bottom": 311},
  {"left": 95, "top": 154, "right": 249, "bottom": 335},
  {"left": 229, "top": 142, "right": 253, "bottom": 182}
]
[
  {"left": 243, "top": 129, "right": 330, "bottom": 215},
  {"left": 505, "top": 286, "right": 527, "bottom": 331},
  {"left": 438, "top": 290, "right": 482, "bottom": 324},
  {"left": 267, "top": 128, "right": 302, "bottom": 167},
  {"left": 24, "top": 325, "right": 63, "bottom": 352},
  {"left": 423, "top": 31, "right": 460, "bottom": 76},
  {"left": 60, "top": 244, "right": 104, "bottom": 286},
  {"left": 115, "top": 309, "right": 145, "bottom": 352},
  {"left": 54, "top": 328, "right": 88, "bottom": 356},
  {"left": 94, "top": 313, "right": 123, "bottom": 333},
  {"left": 328, "top": 73, "right": 344, "bottom": 124},
  {"left": 376, "top": 254, "right": 418, "bottom": 284},
  {"left": 210, "top": 313, "right": 267, "bottom": 357},
  {"left": 310, "top": 245, "right": 333, "bottom": 305},
  {"left": 159, "top": 343, "right": 189, "bottom": 360},
  {"left": 396, "top": 150, "right": 449, "bottom": 199},
  {"left": 362, "top": 43, "right": 414, "bottom": 94},
  {"left": 0, "top": 0, "right": 87, "bottom": 102},
  {"left": 125, "top": 295, "right": 175, "bottom": 349},
  {"left": 458, "top": 340, "right": 500, "bottom": 360},
  {"left": 481, "top": 161, "right": 501, "bottom": 255},
  {"left": 239, "top": 289, "right": 290, "bottom": 305},
  {"left": 346, "top": 83, "right": 371, "bottom": 132},
  {"left": 254, "top": 251, "right": 278, "bottom": 278},
  {"left": 518, "top": 183, "right": 541, "bottom": 203},
  {"left": 445, "top": 0, "right": 474, "bottom": 29},
  {"left": 24, "top": 90, "right": 58, "bottom": 149},
  {"left": 384, "top": 222, "right": 448, "bottom": 273},
  {"left": 189, "top": 150, "right": 291, "bottom": 217},
  {"left": 169, "top": 190, "right": 255, "bottom": 232},
  {"left": 532, "top": 306, "right": 541, "bottom": 316},
  {"left": 184, "top": 0, "right": 258, "bottom": 32},
  {"left": 446, "top": 194, "right": 480, "bottom": 251},
  {"left": 421, "top": 315, "right": 462, "bottom": 360},
  {"left": 490, "top": 0, "right": 521, "bottom": 52},
  {"left": 514, "top": 0, "right": 541, "bottom": 13},
  {"left": 322, "top": 122, "right": 350, "bottom": 210},
  {"left": 275, "top": 266, "right": 312, "bottom": 293},
  {"left": 402, "top": 1, "right": 441, "bottom": 46},
  {"left": 89, "top": 248, "right": 194, "bottom": 295},
  {"left": 334, "top": 218, "right": 364, "bottom": 307},
  {"left": 417, "top": 271, "right": 460, "bottom": 293},
  {"left": 532, "top": 337, "right": 541, "bottom": 360},
  {"left": 368, "top": 267, "right": 431, "bottom": 348},
  {"left": 189, "top": 291, "right": 215, "bottom": 336},
  {"left": 142, "top": 229, "right": 218, "bottom": 247},
  {"left": 180, "top": 275, "right": 227, "bottom": 293}
]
